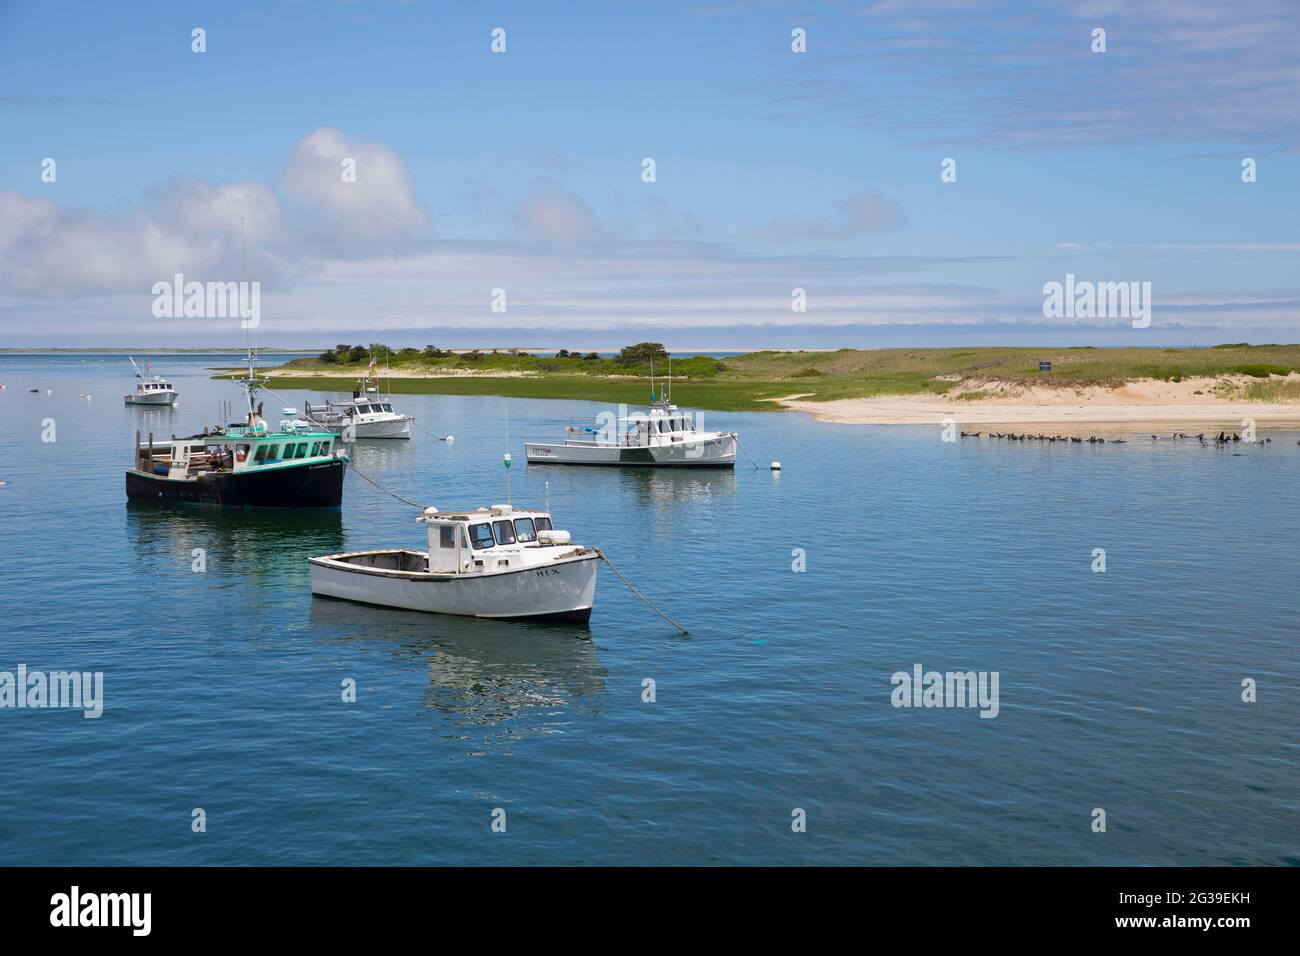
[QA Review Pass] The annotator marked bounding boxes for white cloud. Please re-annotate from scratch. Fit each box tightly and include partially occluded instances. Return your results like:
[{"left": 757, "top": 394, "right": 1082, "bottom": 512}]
[
  {"left": 0, "top": 181, "right": 282, "bottom": 298},
  {"left": 509, "top": 190, "right": 604, "bottom": 245},
  {"left": 283, "top": 127, "right": 432, "bottom": 250}
]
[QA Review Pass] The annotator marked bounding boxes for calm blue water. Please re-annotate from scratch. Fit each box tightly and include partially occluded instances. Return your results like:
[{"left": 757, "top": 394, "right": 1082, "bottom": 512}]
[{"left": 0, "top": 353, "right": 1297, "bottom": 866}]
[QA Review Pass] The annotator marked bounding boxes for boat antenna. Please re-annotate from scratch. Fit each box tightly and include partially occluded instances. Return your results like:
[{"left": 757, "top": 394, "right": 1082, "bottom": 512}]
[
  {"left": 667, "top": 353, "right": 671, "bottom": 403},
  {"left": 239, "top": 217, "right": 261, "bottom": 425},
  {"left": 241, "top": 217, "right": 250, "bottom": 367}
]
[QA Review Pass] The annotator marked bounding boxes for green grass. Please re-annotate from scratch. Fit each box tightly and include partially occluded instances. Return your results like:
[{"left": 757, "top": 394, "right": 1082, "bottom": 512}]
[
  {"left": 248, "top": 344, "right": 1300, "bottom": 412},
  {"left": 1235, "top": 379, "right": 1300, "bottom": 402},
  {"left": 262, "top": 374, "right": 800, "bottom": 412}
]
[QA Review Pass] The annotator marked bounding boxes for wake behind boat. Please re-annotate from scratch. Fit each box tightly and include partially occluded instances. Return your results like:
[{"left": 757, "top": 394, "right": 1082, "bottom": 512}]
[{"left": 309, "top": 503, "right": 599, "bottom": 622}]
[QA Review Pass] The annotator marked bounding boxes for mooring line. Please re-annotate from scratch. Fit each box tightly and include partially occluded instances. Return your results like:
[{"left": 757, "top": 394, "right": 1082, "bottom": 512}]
[
  {"left": 734, "top": 435, "right": 761, "bottom": 470},
  {"left": 346, "top": 460, "right": 426, "bottom": 510},
  {"left": 595, "top": 548, "right": 689, "bottom": 635}
]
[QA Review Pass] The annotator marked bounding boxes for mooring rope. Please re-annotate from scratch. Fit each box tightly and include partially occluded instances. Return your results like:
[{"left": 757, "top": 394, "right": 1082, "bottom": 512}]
[
  {"left": 345, "top": 460, "right": 426, "bottom": 510},
  {"left": 734, "top": 435, "right": 761, "bottom": 470},
  {"left": 595, "top": 548, "right": 689, "bottom": 635}
]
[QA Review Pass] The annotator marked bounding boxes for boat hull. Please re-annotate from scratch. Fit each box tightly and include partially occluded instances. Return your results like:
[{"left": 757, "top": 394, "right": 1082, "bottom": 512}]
[
  {"left": 314, "top": 417, "right": 412, "bottom": 439},
  {"left": 525, "top": 434, "right": 735, "bottom": 468},
  {"left": 309, "top": 551, "right": 599, "bottom": 621},
  {"left": 125, "top": 392, "right": 178, "bottom": 406},
  {"left": 125, "top": 458, "right": 347, "bottom": 507}
]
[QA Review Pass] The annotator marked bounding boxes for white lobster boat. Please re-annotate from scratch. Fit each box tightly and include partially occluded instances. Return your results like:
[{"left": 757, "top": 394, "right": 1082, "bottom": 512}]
[
  {"left": 309, "top": 504, "right": 599, "bottom": 623},
  {"left": 300, "top": 366, "right": 413, "bottom": 439},
  {"left": 124, "top": 356, "right": 178, "bottom": 405},
  {"left": 525, "top": 395, "right": 736, "bottom": 468}
]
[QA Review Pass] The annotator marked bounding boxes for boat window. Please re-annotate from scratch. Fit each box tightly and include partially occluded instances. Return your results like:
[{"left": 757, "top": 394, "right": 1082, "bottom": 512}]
[
  {"left": 535, "top": 516, "right": 553, "bottom": 533},
  {"left": 321, "top": 440, "right": 332, "bottom": 454},
  {"left": 492, "top": 520, "right": 517, "bottom": 545},
  {"left": 514, "top": 518, "right": 536, "bottom": 542},
  {"left": 309, "top": 442, "right": 321, "bottom": 456},
  {"left": 252, "top": 445, "right": 268, "bottom": 462},
  {"left": 381, "top": 404, "right": 393, "bottom": 413},
  {"left": 265, "top": 444, "right": 280, "bottom": 461},
  {"left": 439, "top": 526, "right": 456, "bottom": 548},
  {"left": 469, "top": 523, "right": 496, "bottom": 549}
]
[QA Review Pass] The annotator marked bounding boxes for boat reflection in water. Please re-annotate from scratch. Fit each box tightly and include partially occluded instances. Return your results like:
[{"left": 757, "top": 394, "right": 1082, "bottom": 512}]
[
  {"left": 537, "top": 463, "right": 737, "bottom": 511},
  {"left": 309, "top": 599, "right": 605, "bottom": 751},
  {"left": 125, "top": 500, "right": 345, "bottom": 588}
]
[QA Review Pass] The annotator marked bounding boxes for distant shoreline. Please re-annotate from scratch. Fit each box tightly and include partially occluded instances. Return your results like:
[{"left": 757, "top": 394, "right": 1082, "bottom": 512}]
[{"left": 0, "top": 348, "right": 315, "bottom": 354}]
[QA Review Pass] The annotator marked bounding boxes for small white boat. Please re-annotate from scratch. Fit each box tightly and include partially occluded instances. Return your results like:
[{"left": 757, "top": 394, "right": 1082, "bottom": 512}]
[
  {"left": 309, "top": 504, "right": 599, "bottom": 623},
  {"left": 124, "top": 356, "right": 178, "bottom": 405},
  {"left": 301, "top": 366, "right": 412, "bottom": 439},
  {"left": 526, "top": 394, "right": 736, "bottom": 468}
]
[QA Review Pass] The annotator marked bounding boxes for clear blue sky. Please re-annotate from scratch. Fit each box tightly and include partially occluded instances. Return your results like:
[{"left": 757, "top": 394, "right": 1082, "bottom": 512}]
[{"left": 1, "top": 0, "right": 1298, "bottom": 348}]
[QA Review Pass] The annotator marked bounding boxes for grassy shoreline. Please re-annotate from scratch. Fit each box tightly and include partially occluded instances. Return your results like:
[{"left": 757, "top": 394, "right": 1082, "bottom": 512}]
[{"left": 245, "top": 345, "right": 1300, "bottom": 413}]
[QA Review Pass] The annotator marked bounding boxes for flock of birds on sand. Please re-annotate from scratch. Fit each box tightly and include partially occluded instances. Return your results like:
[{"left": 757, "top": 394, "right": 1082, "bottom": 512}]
[{"left": 960, "top": 430, "right": 1286, "bottom": 445}]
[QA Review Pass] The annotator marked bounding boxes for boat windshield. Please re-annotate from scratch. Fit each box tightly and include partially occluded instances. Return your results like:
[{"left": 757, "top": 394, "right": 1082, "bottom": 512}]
[
  {"left": 492, "top": 520, "right": 516, "bottom": 545},
  {"left": 514, "top": 518, "right": 536, "bottom": 542},
  {"left": 469, "top": 523, "right": 495, "bottom": 549},
  {"left": 535, "top": 516, "right": 553, "bottom": 532}
]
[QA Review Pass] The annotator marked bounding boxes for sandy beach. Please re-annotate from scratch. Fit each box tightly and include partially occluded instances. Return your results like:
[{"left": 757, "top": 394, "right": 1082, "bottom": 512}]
[{"left": 775, "top": 376, "right": 1300, "bottom": 427}]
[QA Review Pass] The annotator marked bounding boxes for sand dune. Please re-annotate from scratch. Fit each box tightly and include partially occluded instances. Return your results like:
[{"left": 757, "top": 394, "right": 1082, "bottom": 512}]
[{"left": 777, "top": 376, "right": 1300, "bottom": 427}]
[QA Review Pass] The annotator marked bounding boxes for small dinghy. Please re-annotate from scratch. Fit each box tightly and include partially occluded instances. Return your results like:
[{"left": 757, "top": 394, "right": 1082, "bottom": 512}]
[{"left": 309, "top": 504, "right": 599, "bottom": 623}]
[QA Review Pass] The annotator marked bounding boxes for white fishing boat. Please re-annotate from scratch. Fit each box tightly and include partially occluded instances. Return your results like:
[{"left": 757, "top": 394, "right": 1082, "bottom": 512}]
[
  {"left": 525, "top": 391, "right": 736, "bottom": 468},
  {"left": 124, "top": 356, "right": 178, "bottom": 405},
  {"left": 309, "top": 504, "right": 599, "bottom": 622},
  {"left": 300, "top": 362, "right": 412, "bottom": 439}
]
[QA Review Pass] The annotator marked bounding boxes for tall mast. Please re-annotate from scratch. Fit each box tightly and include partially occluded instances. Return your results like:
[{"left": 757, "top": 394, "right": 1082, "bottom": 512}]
[{"left": 239, "top": 217, "right": 260, "bottom": 423}]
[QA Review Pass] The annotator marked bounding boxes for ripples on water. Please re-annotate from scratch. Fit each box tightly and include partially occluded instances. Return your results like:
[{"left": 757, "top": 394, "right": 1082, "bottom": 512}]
[{"left": 0, "top": 354, "right": 1296, "bottom": 865}]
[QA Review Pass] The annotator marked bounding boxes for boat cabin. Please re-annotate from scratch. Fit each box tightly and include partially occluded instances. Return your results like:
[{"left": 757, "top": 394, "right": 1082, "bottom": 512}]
[
  {"left": 135, "top": 420, "right": 341, "bottom": 480},
  {"left": 137, "top": 380, "right": 174, "bottom": 394},
  {"left": 417, "top": 504, "right": 570, "bottom": 574}
]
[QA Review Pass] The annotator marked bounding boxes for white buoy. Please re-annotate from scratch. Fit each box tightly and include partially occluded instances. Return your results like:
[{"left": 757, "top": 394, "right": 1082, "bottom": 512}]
[
  {"left": 444, "top": 435, "right": 454, "bottom": 443},
  {"left": 770, "top": 460, "right": 782, "bottom": 471}
]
